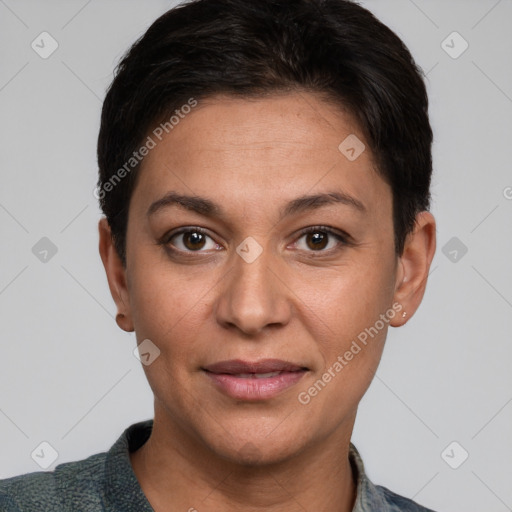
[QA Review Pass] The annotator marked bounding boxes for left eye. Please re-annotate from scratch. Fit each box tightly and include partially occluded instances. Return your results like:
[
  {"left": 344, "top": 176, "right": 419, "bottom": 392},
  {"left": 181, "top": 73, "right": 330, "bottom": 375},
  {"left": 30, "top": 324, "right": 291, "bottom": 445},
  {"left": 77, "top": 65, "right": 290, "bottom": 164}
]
[
  {"left": 294, "top": 228, "right": 345, "bottom": 252},
  {"left": 168, "top": 229, "right": 219, "bottom": 252}
]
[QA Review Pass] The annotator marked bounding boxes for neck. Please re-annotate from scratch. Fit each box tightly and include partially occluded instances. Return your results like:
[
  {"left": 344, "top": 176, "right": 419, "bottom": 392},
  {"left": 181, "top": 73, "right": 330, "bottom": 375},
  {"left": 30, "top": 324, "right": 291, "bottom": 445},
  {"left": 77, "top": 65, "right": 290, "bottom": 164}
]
[{"left": 130, "top": 408, "right": 357, "bottom": 512}]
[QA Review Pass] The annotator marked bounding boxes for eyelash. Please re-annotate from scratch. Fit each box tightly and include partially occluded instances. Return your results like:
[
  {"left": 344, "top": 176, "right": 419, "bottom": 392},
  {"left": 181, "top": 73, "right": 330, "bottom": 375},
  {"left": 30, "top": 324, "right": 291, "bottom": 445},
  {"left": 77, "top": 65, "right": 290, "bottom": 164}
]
[{"left": 159, "top": 225, "right": 352, "bottom": 257}]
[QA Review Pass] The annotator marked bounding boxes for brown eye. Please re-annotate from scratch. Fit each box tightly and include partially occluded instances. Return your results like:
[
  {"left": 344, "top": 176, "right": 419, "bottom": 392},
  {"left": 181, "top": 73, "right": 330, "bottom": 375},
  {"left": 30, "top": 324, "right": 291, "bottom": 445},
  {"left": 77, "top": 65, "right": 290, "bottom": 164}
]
[
  {"left": 305, "top": 231, "right": 329, "bottom": 250},
  {"left": 183, "top": 231, "right": 206, "bottom": 250},
  {"left": 167, "top": 228, "right": 218, "bottom": 252},
  {"left": 295, "top": 227, "right": 347, "bottom": 253}
]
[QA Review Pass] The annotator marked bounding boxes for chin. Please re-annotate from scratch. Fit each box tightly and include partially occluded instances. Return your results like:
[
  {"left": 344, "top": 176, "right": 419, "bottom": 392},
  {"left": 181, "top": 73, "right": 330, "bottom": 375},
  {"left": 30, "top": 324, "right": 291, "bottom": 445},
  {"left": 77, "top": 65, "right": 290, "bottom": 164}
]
[
  {"left": 223, "top": 442, "right": 299, "bottom": 467},
  {"left": 204, "top": 423, "right": 312, "bottom": 468}
]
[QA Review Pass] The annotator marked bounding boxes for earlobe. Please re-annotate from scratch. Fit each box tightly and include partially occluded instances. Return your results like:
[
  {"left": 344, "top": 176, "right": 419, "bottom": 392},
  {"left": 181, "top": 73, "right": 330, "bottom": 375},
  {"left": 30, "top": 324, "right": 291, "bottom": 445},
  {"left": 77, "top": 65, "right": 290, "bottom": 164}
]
[
  {"left": 115, "top": 312, "right": 133, "bottom": 332},
  {"left": 98, "top": 218, "right": 134, "bottom": 332},
  {"left": 390, "top": 211, "right": 436, "bottom": 327}
]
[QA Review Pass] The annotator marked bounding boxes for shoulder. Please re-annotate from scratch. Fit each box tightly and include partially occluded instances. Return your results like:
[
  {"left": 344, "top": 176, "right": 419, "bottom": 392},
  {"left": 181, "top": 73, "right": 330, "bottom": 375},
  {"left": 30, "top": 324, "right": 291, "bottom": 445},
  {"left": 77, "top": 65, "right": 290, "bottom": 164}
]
[
  {"left": 375, "top": 484, "right": 437, "bottom": 512},
  {"left": 0, "top": 468, "right": 57, "bottom": 511},
  {"left": 0, "top": 491, "right": 21, "bottom": 512},
  {"left": 0, "top": 451, "right": 108, "bottom": 512}
]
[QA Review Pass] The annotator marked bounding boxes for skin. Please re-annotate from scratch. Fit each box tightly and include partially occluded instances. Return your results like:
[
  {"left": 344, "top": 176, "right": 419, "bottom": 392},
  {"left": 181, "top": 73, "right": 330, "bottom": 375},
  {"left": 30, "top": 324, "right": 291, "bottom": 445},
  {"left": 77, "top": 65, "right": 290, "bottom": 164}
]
[{"left": 98, "top": 91, "right": 436, "bottom": 512}]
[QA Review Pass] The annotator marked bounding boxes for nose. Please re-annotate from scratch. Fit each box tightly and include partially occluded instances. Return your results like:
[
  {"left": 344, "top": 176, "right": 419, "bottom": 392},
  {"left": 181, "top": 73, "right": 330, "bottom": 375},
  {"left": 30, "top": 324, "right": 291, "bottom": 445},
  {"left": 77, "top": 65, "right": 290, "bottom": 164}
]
[{"left": 215, "top": 242, "right": 292, "bottom": 337}]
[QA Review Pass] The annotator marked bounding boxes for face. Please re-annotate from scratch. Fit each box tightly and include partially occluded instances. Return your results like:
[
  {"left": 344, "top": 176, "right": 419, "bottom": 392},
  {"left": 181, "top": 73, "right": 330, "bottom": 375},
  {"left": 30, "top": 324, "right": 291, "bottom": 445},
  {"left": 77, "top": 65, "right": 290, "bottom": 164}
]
[{"left": 102, "top": 92, "right": 426, "bottom": 465}]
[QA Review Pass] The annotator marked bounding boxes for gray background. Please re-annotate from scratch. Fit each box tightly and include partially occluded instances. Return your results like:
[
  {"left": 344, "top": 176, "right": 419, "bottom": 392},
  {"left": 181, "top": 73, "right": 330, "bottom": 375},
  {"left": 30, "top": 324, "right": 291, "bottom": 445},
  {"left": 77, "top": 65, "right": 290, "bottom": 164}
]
[{"left": 1, "top": 1, "right": 511, "bottom": 510}]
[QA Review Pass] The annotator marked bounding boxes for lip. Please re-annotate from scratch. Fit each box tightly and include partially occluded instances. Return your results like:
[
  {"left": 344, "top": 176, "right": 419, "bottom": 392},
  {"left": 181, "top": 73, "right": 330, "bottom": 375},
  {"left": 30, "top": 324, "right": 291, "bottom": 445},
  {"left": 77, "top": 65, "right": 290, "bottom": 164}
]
[{"left": 202, "top": 359, "right": 308, "bottom": 401}]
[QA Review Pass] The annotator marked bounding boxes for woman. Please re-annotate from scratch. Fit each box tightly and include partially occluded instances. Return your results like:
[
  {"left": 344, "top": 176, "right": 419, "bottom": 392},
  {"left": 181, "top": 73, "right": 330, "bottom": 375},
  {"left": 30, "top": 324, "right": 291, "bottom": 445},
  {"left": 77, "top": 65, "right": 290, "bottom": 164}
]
[{"left": 0, "top": 0, "right": 437, "bottom": 510}]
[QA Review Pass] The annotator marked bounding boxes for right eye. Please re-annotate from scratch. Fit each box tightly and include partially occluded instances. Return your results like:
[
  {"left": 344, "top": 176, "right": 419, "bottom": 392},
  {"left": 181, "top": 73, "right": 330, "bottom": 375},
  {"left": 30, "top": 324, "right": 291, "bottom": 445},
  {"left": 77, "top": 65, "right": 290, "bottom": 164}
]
[{"left": 165, "top": 227, "right": 222, "bottom": 253}]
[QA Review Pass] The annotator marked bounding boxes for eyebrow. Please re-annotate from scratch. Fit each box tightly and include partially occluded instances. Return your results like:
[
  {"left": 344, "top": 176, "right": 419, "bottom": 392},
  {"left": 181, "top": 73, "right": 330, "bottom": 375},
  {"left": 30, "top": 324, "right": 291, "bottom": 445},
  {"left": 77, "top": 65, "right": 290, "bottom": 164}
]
[{"left": 146, "top": 190, "right": 366, "bottom": 220}]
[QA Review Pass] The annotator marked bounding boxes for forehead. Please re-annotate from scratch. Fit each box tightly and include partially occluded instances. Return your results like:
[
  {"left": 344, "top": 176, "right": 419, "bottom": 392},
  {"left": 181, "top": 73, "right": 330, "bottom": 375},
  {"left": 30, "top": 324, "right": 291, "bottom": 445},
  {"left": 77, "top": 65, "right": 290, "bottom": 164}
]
[{"left": 130, "top": 92, "right": 391, "bottom": 223}]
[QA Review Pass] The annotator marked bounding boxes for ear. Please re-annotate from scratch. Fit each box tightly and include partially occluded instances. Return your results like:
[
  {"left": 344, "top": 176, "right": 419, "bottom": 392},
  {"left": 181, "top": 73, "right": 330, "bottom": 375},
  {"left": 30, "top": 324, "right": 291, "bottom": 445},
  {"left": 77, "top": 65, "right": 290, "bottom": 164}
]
[
  {"left": 98, "top": 217, "right": 134, "bottom": 332},
  {"left": 390, "top": 211, "right": 436, "bottom": 327}
]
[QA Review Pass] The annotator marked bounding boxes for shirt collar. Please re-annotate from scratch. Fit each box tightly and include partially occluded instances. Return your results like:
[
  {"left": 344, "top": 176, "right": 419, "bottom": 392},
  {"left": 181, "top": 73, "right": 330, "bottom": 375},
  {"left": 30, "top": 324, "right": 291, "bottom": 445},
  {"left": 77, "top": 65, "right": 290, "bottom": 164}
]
[
  {"left": 349, "top": 442, "right": 391, "bottom": 511},
  {"left": 103, "top": 419, "right": 154, "bottom": 511}
]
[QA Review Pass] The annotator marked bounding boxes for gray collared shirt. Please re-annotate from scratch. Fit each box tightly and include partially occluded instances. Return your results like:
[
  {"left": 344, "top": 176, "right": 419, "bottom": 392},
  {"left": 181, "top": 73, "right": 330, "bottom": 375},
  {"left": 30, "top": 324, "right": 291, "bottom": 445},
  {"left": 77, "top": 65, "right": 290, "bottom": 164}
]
[{"left": 0, "top": 419, "right": 437, "bottom": 511}]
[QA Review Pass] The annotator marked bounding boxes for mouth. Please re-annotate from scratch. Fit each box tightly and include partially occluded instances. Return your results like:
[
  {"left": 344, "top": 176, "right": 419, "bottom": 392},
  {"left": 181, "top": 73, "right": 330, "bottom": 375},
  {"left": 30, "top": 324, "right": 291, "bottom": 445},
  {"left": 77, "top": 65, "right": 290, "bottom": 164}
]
[{"left": 202, "top": 359, "right": 309, "bottom": 401}]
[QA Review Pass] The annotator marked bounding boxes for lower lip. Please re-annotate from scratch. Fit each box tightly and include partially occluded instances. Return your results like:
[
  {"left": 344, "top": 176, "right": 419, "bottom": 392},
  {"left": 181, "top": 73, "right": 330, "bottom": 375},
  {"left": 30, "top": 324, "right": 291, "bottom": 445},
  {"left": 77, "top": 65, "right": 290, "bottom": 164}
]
[{"left": 204, "top": 370, "right": 307, "bottom": 401}]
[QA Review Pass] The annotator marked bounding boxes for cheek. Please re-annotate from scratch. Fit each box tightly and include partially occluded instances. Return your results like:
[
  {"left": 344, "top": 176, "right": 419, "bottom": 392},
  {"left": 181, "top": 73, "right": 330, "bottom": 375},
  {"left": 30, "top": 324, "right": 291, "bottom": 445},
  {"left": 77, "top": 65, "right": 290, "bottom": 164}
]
[
  {"left": 296, "top": 252, "right": 395, "bottom": 328},
  {"left": 326, "top": 268, "right": 395, "bottom": 396},
  {"left": 303, "top": 250, "right": 396, "bottom": 373},
  {"left": 127, "top": 265, "right": 210, "bottom": 397},
  {"left": 296, "top": 283, "right": 392, "bottom": 422},
  {"left": 127, "top": 254, "right": 214, "bottom": 352}
]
